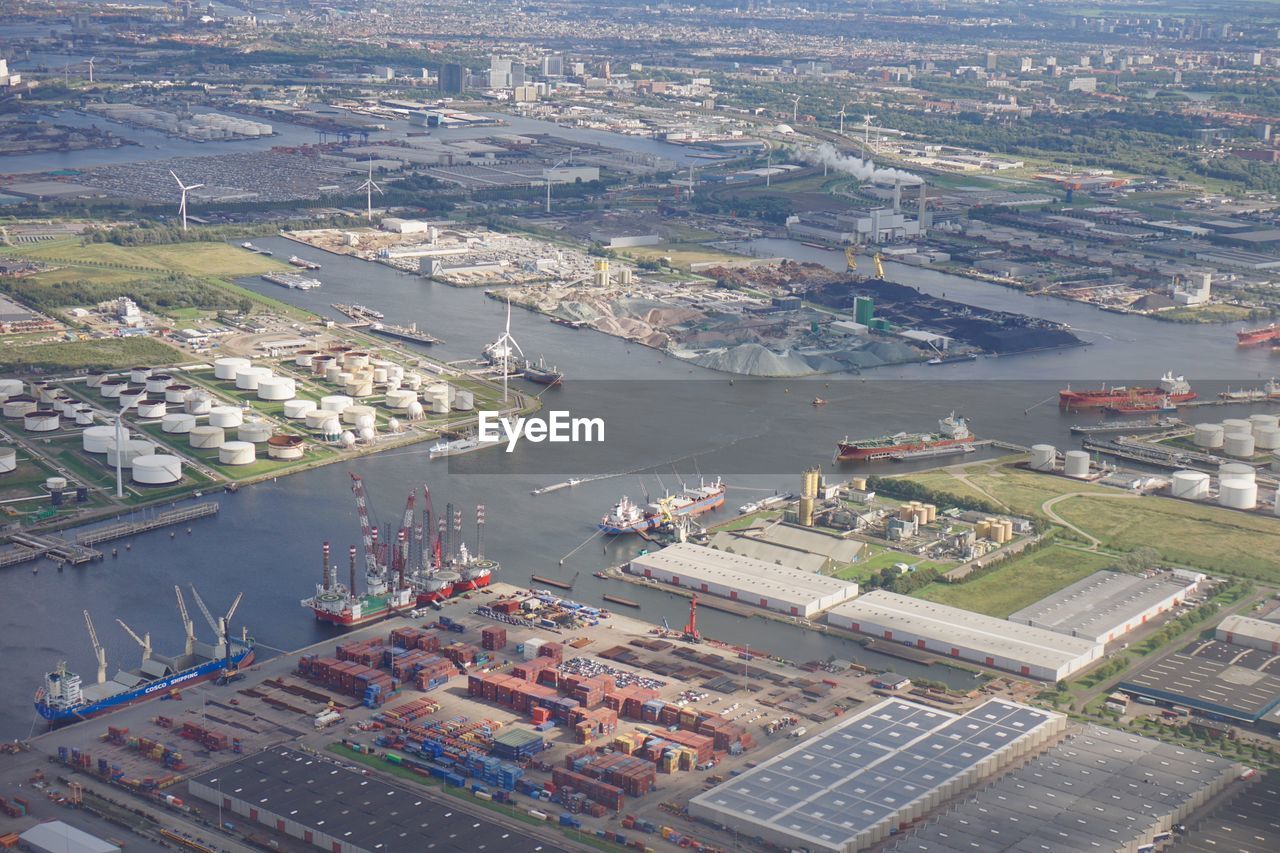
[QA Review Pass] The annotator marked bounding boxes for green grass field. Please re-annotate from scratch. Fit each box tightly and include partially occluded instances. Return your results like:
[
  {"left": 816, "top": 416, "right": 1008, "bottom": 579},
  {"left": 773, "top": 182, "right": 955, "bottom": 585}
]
[
  {"left": 834, "top": 547, "right": 955, "bottom": 581},
  {"left": 0, "top": 337, "right": 182, "bottom": 372},
  {"left": 16, "top": 239, "right": 286, "bottom": 277},
  {"left": 898, "top": 460, "right": 1113, "bottom": 518},
  {"left": 913, "top": 544, "right": 1117, "bottom": 617},
  {"left": 618, "top": 242, "right": 744, "bottom": 270}
]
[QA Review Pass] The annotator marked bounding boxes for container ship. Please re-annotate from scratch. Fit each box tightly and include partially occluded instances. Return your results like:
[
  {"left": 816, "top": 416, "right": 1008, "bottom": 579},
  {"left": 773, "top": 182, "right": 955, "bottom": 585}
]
[
  {"left": 289, "top": 255, "right": 322, "bottom": 270},
  {"left": 1058, "top": 372, "right": 1195, "bottom": 409},
  {"left": 36, "top": 588, "right": 253, "bottom": 726},
  {"left": 1237, "top": 324, "right": 1280, "bottom": 347},
  {"left": 836, "top": 413, "right": 972, "bottom": 462},
  {"left": 599, "top": 479, "right": 726, "bottom": 535}
]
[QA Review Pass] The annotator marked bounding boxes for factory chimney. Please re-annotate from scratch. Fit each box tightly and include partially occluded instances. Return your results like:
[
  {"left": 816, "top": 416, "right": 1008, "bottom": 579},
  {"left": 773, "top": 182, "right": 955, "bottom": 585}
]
[
  {"left": 892, "top": 180, "right": 901, "bottom": 212},
  {"left": 918, "top": 182, "right": 929, "bottom": 237}
]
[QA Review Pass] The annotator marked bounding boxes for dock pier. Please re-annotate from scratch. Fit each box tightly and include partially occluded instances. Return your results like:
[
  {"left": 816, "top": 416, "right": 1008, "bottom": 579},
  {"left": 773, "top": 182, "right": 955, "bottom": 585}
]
[{"left": 77, "top": 502, "right": 220, "bottom": 546}]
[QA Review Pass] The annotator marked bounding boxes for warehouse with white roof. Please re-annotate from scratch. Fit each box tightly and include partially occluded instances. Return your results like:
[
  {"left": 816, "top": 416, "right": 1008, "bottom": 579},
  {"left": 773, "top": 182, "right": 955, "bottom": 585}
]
[
  {"left": 827, "top": 590, "right": 1103, "bottom": 681},
  {"left": 1008, "top": 570, "right": 1198, "bottom": 644},
  {"left": 1216, "top": 614, "right": 1280, "bottom": 653},
  {"left": 627, "top": 542, "right": 858, "bottom": 618}
]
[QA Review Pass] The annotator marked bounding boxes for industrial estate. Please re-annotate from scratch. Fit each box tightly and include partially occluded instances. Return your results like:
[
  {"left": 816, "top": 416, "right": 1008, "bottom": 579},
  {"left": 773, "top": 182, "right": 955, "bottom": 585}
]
[{"left": 5, "top": 1, "right": 1280, "bottom": 853}]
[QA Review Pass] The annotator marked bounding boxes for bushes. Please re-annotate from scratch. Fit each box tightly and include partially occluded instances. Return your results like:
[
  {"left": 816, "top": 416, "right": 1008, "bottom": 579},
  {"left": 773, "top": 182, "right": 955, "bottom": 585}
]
[
  {"left": 866, "top": 475, "right": 1000, "bottom": 514},
  {"left": 1, "top": 274, "right": 249, "bottom": 317}
]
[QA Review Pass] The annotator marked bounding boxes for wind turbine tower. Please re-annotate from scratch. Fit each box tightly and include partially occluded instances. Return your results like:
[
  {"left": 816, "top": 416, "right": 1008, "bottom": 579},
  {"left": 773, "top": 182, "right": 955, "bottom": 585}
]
[
  {"left": 358, "top": 160, "right": 383, "bottom": 221},
  {"left": 170, "top": 170, "right": 203, "bottom": 232}
]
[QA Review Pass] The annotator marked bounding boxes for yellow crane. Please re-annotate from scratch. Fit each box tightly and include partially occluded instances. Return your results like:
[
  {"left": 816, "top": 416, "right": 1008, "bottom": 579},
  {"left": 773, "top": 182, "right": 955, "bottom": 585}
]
[
  {"left": 844, "top": 247, "right": 858, "bottom": 274},
  {"left": 874, "top": 252, "right": 885, "bottom": 279}
]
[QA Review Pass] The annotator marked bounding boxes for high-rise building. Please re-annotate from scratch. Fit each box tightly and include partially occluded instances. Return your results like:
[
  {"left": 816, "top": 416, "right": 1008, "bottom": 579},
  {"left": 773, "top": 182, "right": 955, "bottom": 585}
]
[
  {"left": 510, "top": 62, "right": 525, "bottom": 88},
  {"left": 1019, "top": 57, "right": 1033, "bottom": 72},
  {"left": 541, "top": 54, "right": 563, "bottom": 77},
  {"left": 489, "top": 57, "right": 513, "bottom": 89},
  {"left": 985, "top": 52, "right": 998, "bottom": 71},
  {"left": 440, "top": 63, "right": 465, "bottom": 94}
]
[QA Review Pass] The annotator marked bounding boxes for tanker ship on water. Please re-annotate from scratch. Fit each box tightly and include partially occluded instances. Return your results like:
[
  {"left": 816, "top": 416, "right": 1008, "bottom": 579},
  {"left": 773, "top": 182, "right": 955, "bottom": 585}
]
[
  {"left": 1058, "top": 372, "right": 1195, "bottom": 409},
  {"left": 301, "top": 476, "right": 495, "bottom": 628}
]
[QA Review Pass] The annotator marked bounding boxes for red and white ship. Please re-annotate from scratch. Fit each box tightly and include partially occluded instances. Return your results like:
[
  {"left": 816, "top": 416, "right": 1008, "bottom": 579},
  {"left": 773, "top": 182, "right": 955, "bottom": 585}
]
[
  {"left": 837, "top": 413, "right": 972, "bottom": 462},
  {"left": 1238, "top": 324, "right": 1280, "bottom": 347},
  {"left": 1059, "top": 372, "right": 1195, "bottom": 409}
]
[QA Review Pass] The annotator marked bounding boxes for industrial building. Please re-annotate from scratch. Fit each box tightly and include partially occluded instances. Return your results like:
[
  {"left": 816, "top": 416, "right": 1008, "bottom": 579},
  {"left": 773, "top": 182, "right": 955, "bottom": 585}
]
[
  {"left": 626, "top": 542, "right": 858, "bottom": 618},
  {"left": 18, "top": 822, "right": 119, "bottom": 853},
  {"left": 1008, "top": 570, "right": 1198, "bottom": 644},
  {"left": 827, "top": 591, "right": 1103, "bottom": 681},
  {"left": 709, "top": 523, "right": 864, "bottom": 574},
  {"left": 688, "top": 699, "right": 1065, "bottom": 853},
  {"left": 188, "top": 748, "right": 564, "bottom": 853},
  {"left": 1216, "top": 614, "right": 1280, "bottom": 653},
  {"left": 893, "top": 726, "right": 1241, "bottom": 853},
  {"left": 1119, "top": 637, "right": 1280, "bottom": 727}
]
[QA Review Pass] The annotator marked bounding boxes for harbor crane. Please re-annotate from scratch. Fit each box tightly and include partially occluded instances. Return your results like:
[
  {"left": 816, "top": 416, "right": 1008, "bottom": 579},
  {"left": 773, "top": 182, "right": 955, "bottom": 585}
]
[
  {"left": 189, "top": 586, "right": 245, "bottom": 682},
  {"left": 683, "top": 596, "right": 701, "bottom": 643},
  {"left": 116, "top": 618, "right": 152, "bottom": 664},
  {"left": 83, "top": 610, "right": 108, "bottom": 685},
  {"left": 174, "top": 585, "right": 196, "bottom": 657},
  {"left": 350, "top": 473, "right": 386, "bottom": 593}
]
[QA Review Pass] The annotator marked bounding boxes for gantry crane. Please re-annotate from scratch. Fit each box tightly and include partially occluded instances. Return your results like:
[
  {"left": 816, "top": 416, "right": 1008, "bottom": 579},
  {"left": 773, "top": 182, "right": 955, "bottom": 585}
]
[
  {"left": 116, "top": 618, "right": 152, "bottom": 664},
  {"left": 83, "top": 610, "right": 107, "bottom": 685}
]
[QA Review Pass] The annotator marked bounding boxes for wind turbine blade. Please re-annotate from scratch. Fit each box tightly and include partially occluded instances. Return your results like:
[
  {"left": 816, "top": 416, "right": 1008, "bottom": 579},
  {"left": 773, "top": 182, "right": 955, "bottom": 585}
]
[
  {"left": 187, "top": 184, "right": 204, "bottom": 191},
  {"left": 170, "top": 170, "right": 183, "bottom": 187}
]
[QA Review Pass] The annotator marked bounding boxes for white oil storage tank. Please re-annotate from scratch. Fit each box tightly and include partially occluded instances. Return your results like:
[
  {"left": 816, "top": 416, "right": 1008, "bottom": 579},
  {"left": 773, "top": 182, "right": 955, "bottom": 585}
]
[
  {"left": 74, "top": 407, "right": 94, "bottom": 426},
  {"left": 1171, "top": 470, "right": 1210, "bottom": 499},
  {"left": 83, "top": 373, "right": 106, "bottom": 390},
  {"left": 218, "top": 441, "right": 255, "bottom": 466},
  {"left": 135, "top": 399, "right": 167, "bottom": 419},
  {"left": 184, "top": 391, "right": 213, "bottom": 415},
  {"left": 385, "top": 389, "right": 416, "bottom": 410},
  {"left": 145, "top": 374, "right": 173, "bottom": 394},
  {"left": 256, "top": 377, "right": 296, "bottom": 401},
  {"left": 1219, "top": 478, "right": 1258, "bottom": 509},
  {"left": 238, "top": 422, "right": 273, "bottom": 443},
  {"left": 132, "top": 455, "right": 182, "bottom": 485},
  {"left": 82, "top": 425, "right": 119, "bottom": 453},
  {"left": 284, "top": 399, "right": 317, "bottom": 419},
  {"left": 320, "top": 395, "right": 352, "bottom": 413},
  {"left": 23, "top": 410, "right": 60, "bottom": 432},
  {"left": 304, "top": 409, "right": 335, "bottom": 429},
  {"left": 266, "top": 434, "right": 305, "bottom": 460},
  {"left": 345, "top": 352, "right": 370, "bottom": 369},
  {"left": 312, "top": 355, "right": 335, "bottom": 375},
  {"left": 1273, "top": 450, "right": 1280, "bottom": 474},
  {"left": 0, "top": 447, "right": 15, "bottom": 473},
  {"left": 129, "top": 366, "right": 153, "bottom": 384},
  {"left": 164, "top": 384, "right": 191, "bottom": 403},
  {"left": 161, "top": 413, "right": 196, "bottom": 434},
  {"left": 1064, "top": 450, "right": 1090, "bottom": 479},
  {"left": 98, "top": 380, "right": 125, "bottom": 398},
  {"left": 1, "top": 378, "right": 30, "bottom": 397},
  {"left": 1222, "top": 418, "right": 1251, "bottom": 435},
  {"left": 189, "top": 426, "right": 225, "bottom": 449},
  {"left": 45, "top": 476, "right": 67, "bottom": 491},
  {"left": 209, "top": 406, "right": 243, "bottom": 428},
  {"left": 1224, "top": 432, "right": 1256, "bottom": 459},
  {"left": 1254, "top": 426, "right": 1280, "bottom": 450},
  {"left": 235, "top": 366, "right": 273, "bottom": 391},
  {"left": 3, "top": 396, "right": 38, "bottom": 418},
  {"left": 452, "top": 389, "right": 475, "bottom": 411},
  {"left": 1029, "top": 444, "right": 1056, "bottom": 471},
  {"left": 295, "top": 350, "right": 318, "bottom": 367},
  {"left": 341, "top": 404, "right": 376, "bottom": 425},
  {"left": 343, "top": 378, "right": 374, "bottom": 398},
  {"left": 106, "top": 439, "right": 155, "bottom": 468},
  {"left": 1219, "top": 462, "right": 1255, "bottom": 483},
  {"left": 214, "top": 357, "right": 251, "bottom": 380},
  {"left": 1249, "top": 414, "right": 1279, "bottom": 434},
  {"left": 118, "top": 387, "right": 146, "bottom": 409},
  {"left": 1193, "top": 423, "right": 1225, "bottom": 449}
]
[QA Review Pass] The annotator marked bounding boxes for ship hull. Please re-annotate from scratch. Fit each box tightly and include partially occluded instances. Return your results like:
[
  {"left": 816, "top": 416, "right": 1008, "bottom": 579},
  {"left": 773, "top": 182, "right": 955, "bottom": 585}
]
[
  {"left": 837, "top": 436, "right": 972, "bottom": 462},
  {"left": 1238, "top": 327, "right": 1280, "bottom": 347},
  {"left": 36, "top": 647, "right": 255, "bottom": 726},
  {"left": 599, "top": 491, "right": 725, "bottom": 535},
  {"left": 1060, "top": 390, "right": 1195, "bottom": 409},
  {"left": 311, "top": 602, "right": 412, "bottom": 628},
  {"left": 414, "top": 583, "right": 457, "bottom": 605},
  {"left": 523, "top": 369, "right": 563, "bottom": 386}
]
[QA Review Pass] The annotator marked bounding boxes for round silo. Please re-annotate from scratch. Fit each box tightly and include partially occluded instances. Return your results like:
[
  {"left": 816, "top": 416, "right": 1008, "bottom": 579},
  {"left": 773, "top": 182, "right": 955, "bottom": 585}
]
[
  {"left": 266, "top": 435, "right": 305, "bottom": 460},
  {"left": 3, "top": 395, "right": 37, "bottom": 418},
  {"left": 257, "top": 377, "right": 296, "bottom": 401},
  {"left": 403, "top": 373, "right": 423, "bottom": 390},
  {"left": 1171, "top": 470, "right": 1210, "bottom": 499},
  {"left": 184, "top": 391, "right": 213, "bottom": 415},
  {"left": 145, "top": 374, "right": 173, "bottom": 394},
  {"left": 1029, "top": 444, "right": 1055, "bottom": 471},
  {"left": 129, "top": 366, "right": 153, "bottom": 384},
  {"left": 341, "top": 404, "right": 376, "bottom": 425},
  {"left": 73, "top": 407, "right": 94, "bottom": 426},
  {"left": 305, "top": 409, "right": 335, "bottom": 429},
  {"left": 1193, "top": 423, "right": 1224, "bottom": 449},
  {"left": 372, "top": 367, "right": 388, "bottom": 384},
  {"left": 1254, "top": 426, "right": 1280, "bottom": 450},
  {"left": 284, "top": 399, "right": 317, "bottom": 419},
  {"left": 1219, "top": 462, "right": 1255, "bottom": 483},
  {"left": 161, "top": 413, "right": 196, "bottom": 434},
  {"left": 218, "top": 441, "right": 255, "bottom": 465},
  {"left": 343, "top": 377, "right": 374, "bottom": 398},
  {"left": 98, "top": 380, "right": 125, "bottom": 399},
  {"left": 214, "top": 357, "right": 251, "bottom": 380},
  {"left": 1222, "top": 418, "right": 1251, "bottom": 435},
  {"left": 1063, "top": 450, "right": 1090, "bottom": 479},
  {"left": 135, "top": 399, "right": 167, "bottom": 419},
  {"left": 345, "top": 352, "right": 370, "bottom": 369},
  {"left": 106, "top": 439, "right": 155, "bottom": 468},
  {"left": 0, "top": 447, "right": 16, "bottom": 473},
  {"left": 189, "top": 426, "right": 225, "bottom": 449},
  {"left": 23, "top": 410, "right": 60, "bottom": 432},
  {"left": 45, "top": 476, "right": 67, "bottom": 491},
  {"left": 324, "top": 365, "right": 344, "bottom": 384},
  {"left": 235, "top": 366, "right": 273, "bottom": 391},
  {"left": 1224, "top": 432, "right": 1255, "bottom": 459},
  {"left": 165, "top": 384, "right": 192, "bottom": 403},
  {"left": 320, "top": 394, "right": 352, "bottom": 413},
  {"left": 295, "top": 350, "right": 318, "bottom": 368},
  {"left": 82, "top": 372, "right": 106, "bottom": 390},
  {"left": 1219, "top": 479, "right": 1258, "bottom": 509},
  {"left": 82, "top": 425, "right": 119, "bottom": 453},
  {"left": 452, "top": 389, "right": 475, "bottom": 412},
  {"left": 132, "top": 455, "right": 182, "bottom": 485},
  {"left": 238, "top": 422, "right": 273, "bottom": 443},
  {"left": 385, "top": 389, "right": 416, "bottom": 410},
  {"left": 1249, "top": 414, "right": 1279, "bottom": 435},
  {"left": 209, "top": 406, "right": 243, "bottom": 428}
]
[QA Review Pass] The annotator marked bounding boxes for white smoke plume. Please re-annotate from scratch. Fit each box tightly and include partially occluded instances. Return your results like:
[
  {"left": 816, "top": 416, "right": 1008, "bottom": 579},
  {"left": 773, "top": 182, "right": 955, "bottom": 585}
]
[{"left": 805, "top": 143, "right": 922, "bottom": 186}]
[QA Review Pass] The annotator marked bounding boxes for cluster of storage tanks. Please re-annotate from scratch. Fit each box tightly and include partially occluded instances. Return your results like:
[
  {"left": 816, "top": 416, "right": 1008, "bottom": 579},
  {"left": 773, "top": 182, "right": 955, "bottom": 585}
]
[
  {"left": 897, "top": 501, "right": 937, "bottom": 525},
  {"left": 81, "top": 425, "right": 185, "bottom": 485},
  {"left": 1029, "top": 444, "right": 1092, "bottom": 479},
  {"left": 184, "top": 113, "right": 273, "bottom": 140},
  {"left": 1170, "top": 461, "right": 1280, "bottom": 514},
  {"left": 976, "top": 517, "right": 1015, "bottom": 544},
  {"left": 0, "top": 378, "right": 97, "bottom": 432},
  {"left": 1192, "top": 415, "right": 1280, "bottom": 459}
]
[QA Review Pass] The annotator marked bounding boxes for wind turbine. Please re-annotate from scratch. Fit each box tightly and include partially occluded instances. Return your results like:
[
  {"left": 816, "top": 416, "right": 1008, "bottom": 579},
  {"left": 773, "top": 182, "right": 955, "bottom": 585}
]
[
  {"left": 544, "top": 158, "right": 567, "bottom": 213},
  {"left": 358, "top": 159, "right": 383, "bottom": 221},
  {"left": 863, "top": 114, "right": 876, "bottom": 147},
  {"left": 490, "top": 297, "right": 524, "bottom": 402},
  {"left": 837, "top": 103, "right": 847, "bottom": 135},
  {"left": 86, "top": 56, "right": 96, "bottom": 83},
  {"left": 791, "top": 94, "right": 802, "bottom": 123},
  {"left": 170, "top": 170, "right": 202, "bottom": 232}
]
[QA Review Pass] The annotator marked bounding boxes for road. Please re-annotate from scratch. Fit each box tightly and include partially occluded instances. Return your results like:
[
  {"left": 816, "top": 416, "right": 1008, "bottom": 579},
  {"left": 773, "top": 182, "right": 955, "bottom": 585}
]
[{"left": 1040, "top": 491, "right": 1139, "bottom": 550}]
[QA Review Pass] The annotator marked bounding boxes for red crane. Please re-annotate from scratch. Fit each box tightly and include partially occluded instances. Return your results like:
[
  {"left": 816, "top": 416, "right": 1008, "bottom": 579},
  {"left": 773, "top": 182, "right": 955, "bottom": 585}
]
[
  {"left": 349, "top": 472, "right": 382, "bottom": 586},
  {"left": 394, "top": 488, "right": 416, "bottom": 575},
  {"left": 683, "top": 595, "right": 701, "bottom": 642}
]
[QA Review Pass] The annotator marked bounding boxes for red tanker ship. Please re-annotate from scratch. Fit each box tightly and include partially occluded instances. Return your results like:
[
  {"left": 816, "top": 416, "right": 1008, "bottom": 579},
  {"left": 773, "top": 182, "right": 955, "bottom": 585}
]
[{"left": 1059, "top": 372, "right": 1195, "bottom": 409}]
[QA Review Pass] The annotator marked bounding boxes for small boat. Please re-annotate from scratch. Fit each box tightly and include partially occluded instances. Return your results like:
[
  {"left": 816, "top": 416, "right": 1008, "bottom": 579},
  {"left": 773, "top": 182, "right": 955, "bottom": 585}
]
[{"left": 812, "top": 397, "right": 826, "bottom": 407}]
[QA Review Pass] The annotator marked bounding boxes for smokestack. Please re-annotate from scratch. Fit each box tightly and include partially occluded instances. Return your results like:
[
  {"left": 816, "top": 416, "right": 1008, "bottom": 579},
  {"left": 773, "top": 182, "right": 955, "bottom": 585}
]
[
  {"left": 892, "top": 180, "right": 901, "bottom": 212},
  {"left": 349, "top": 545, "right": 357, "bottom": 594},
  {"left": 322, "top": 541, "right": 331, "bottom": 590},
  {"left": 918, "top": 182, "right": 928, "bottom": 237}
]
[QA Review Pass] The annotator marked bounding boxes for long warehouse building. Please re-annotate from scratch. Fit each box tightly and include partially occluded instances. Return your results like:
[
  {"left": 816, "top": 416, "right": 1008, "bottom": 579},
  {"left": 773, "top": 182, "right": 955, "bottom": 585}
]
[
  {"left": 627, "top": 542, "right": 858, "bottom": 618},
  {"left": 689, "top": 698, "right": 1066, "bottom": 853},
  {"left": 1216, "top": 614, "right": 1280, "bottom": 653},
  {"left": 1008, "top": 569, "right": 1199, "bottom": 644},
  {"left": 827, "top": 590, "right": 1103, "bottom": 681}
]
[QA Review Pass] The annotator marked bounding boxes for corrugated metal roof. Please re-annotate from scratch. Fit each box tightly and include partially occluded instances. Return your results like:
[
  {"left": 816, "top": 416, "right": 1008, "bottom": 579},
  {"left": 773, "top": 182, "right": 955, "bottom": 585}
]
[{"left": 20, "top": 821, "right": 119, "bottom": 853}]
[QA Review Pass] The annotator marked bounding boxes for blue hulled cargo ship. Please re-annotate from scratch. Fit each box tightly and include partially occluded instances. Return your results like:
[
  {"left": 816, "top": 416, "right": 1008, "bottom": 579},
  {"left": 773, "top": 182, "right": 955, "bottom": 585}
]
[{"left": 36, "top": 586, "right": 253, "bottom": 726}]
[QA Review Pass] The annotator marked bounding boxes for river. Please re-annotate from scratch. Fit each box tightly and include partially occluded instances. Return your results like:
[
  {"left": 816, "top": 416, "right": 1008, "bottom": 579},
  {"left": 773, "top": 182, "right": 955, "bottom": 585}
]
[{"left": 1, "top": 236, "right": 1276, "bottom": 740}]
